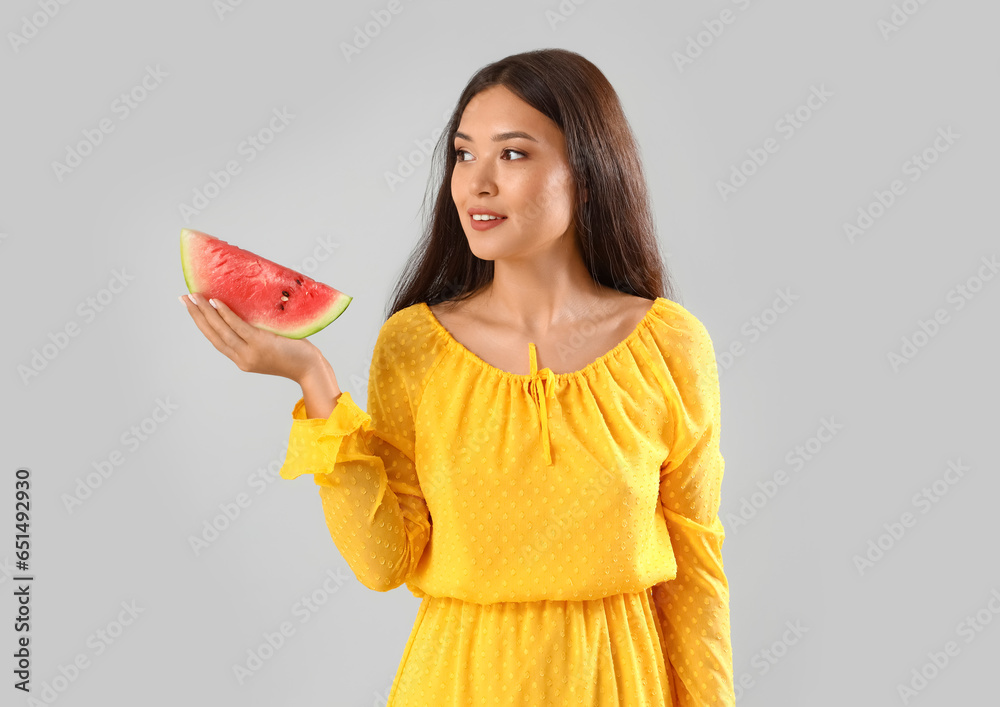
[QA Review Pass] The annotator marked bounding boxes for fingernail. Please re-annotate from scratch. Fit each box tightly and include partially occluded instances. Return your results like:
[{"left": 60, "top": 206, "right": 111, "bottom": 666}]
[
  {"left": 178, "top": 295, "right": 187, "bottom": 306},
  {"left": 209, "top": 298, "right": 218, "bottom": 309},
  {"left": 188, "top": 293, "right": 198, "bottom": 305}
]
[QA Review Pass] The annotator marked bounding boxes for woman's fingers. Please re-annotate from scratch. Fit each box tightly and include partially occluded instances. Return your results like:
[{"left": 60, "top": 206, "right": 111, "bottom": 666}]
[
  {"left": 182, "top": 293, "right": 247, "bottom": 362},
  {"left": 191, "top": 293, "right": 248, "bottom": 349},
  {"left": 181, "top": 292, "right": 315, "bottom": 379},
  {"left": 181, "top": 294, "right": 232, "bottom": 359},
  {"left": 209, "top": 297, "right": 262, "bottom": 342}
]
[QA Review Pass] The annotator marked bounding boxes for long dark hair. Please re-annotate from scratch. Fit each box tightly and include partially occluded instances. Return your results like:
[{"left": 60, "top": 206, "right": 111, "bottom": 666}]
[{"left": 383, "top": 48, "right": 677, "bottom": 322}]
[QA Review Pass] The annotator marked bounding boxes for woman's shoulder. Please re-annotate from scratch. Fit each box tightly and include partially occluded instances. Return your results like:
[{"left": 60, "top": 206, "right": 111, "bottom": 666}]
[
  {"left": 374, "top": 299, "right": 448, "bottom": 343},
  {"left": 643, "top": 296, "right": 721, "bottom": 380},
  {"left": 649, "top": 297, "right": 715, "bottom": 343},
  {"left": 370, "top": 300, "right": 450, "bottom": 379}
]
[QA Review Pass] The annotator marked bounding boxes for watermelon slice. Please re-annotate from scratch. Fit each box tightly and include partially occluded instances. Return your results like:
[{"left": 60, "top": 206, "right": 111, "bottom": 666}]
[{"left": 180, "top": 228, "right": 352, "bottom": 339}]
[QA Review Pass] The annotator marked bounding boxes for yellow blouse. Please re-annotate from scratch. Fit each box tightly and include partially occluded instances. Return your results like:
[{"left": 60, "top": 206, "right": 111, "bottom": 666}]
[{"left": 280, "top": 296, "right": 734, "bottom": 706}]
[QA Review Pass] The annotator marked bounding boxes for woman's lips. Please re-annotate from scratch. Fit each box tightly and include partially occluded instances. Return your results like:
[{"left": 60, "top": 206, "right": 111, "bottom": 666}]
[{"left": 469, "top": 215, "right": 507, "bottom": 231}]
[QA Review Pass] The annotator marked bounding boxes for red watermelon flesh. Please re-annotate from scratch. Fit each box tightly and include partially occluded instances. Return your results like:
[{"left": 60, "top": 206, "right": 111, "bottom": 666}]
[{"left": 180, "top": 228, "right": 352, "bottom": 339}]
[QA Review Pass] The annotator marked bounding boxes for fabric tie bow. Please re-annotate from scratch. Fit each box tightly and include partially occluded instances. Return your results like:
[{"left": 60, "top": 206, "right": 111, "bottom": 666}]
[{"left": 527, "top": 342, "right": 556, "bottom": 466}]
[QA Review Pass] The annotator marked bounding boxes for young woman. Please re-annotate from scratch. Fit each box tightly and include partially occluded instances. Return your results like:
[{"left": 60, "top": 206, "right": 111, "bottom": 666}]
[{"left": 181, "top": 48, "right": 734, "bottom": 706}]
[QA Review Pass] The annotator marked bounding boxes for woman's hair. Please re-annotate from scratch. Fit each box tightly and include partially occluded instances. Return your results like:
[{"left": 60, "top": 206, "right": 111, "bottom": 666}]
[{"left": 383, "top": 48, "right": 677, "bottom": 322}]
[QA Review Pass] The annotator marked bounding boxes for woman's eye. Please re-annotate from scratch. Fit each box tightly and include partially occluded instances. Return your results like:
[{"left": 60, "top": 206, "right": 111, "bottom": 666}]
[{"left": 453, "top": 147, "right": 526, "bottom": 162}]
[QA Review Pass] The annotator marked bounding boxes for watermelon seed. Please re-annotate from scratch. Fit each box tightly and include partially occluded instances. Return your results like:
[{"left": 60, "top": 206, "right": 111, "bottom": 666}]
[
  {"left": 295, "top": 278, "right": 303, "bottom": 285},
  {"left": 279, "top": 303, "right": 285, "bottom": 310},
  {"left": 282, "top": 290, "right": 289, "bottom": 296}
]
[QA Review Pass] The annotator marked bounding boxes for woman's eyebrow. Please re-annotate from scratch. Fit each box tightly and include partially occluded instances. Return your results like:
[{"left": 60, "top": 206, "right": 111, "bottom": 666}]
[{"left": 454, "top": 130, "right": 539, "bottom": 143}]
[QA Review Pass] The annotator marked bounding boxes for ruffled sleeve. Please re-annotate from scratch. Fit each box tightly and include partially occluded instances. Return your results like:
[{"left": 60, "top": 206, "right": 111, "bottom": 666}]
[
  {"left": 278, "top": 318, "right": 432, "bottom": 593},
  {"left": 647, "top": 303, "right": 735, "bottom": 707}
]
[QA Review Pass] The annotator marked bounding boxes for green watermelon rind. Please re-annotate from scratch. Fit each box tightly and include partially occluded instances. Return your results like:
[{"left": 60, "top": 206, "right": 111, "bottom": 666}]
[
  {"left": 179, "top": 229, "right": 203, "bottom": 294},
  {"left": 179, "top": 228, "right": 352, "bottom": 339},
  {"left": 261, "top": 293, "right": 353, "bottom": 339}
]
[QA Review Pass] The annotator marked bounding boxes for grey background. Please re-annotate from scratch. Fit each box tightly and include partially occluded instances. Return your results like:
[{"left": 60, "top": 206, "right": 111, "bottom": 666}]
[{"left": 2, "top": 0, "right": 998, "bottom": 705}]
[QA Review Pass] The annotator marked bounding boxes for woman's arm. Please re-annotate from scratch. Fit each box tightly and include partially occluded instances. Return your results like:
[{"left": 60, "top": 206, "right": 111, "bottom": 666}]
[
  {"left": 180, "top": 290, "right": 431, "bottom": 592},
  {"left": 280, "top": 321, "right": 432, "bottom": 594},
  {"left": 298, "top": 349, "right": 343, "bottom": 419},
  {"left": 650, "top": 307, "right": 735, "bottom": 707}
]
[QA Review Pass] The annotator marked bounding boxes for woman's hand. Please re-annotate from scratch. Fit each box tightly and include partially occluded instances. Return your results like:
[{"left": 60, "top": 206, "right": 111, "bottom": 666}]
[{"left": 179, "top": 292, "right": 325, "bottom": 384}]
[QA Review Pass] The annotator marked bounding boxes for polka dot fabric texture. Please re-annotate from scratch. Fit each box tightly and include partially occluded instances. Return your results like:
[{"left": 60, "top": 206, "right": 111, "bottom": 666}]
[{"left": 279, "top": 297, "right": 735, "bottom": 706}]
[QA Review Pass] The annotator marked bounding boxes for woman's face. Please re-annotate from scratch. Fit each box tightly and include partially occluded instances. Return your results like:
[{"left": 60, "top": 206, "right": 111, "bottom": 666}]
[{"left": 451, "top": 85, "right": 580, "bottom": 262}]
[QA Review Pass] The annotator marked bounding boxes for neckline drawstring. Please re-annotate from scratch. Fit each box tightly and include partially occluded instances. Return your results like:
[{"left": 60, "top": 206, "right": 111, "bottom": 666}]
[{"left": 527, "top": 342, "right": 556, "bottom": 466}]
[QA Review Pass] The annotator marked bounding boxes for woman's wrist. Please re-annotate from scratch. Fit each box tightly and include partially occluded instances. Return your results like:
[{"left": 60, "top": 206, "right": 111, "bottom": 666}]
[
  {"left": 295, "top": 346, "right": 333, "bottom": 385},
  {"left": 298, "top": 352, "right": 342, "bottom": 419}
]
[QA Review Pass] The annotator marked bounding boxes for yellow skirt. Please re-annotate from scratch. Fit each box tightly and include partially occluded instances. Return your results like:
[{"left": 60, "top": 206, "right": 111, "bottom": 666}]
[{"left": 386, "top": 588, "right": 675, "bottom": 706}]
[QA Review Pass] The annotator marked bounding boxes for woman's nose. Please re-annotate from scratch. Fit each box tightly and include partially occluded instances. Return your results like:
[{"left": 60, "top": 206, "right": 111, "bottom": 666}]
[{"left": 467, "top": 162, "right": 497, "bottom": 195}]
